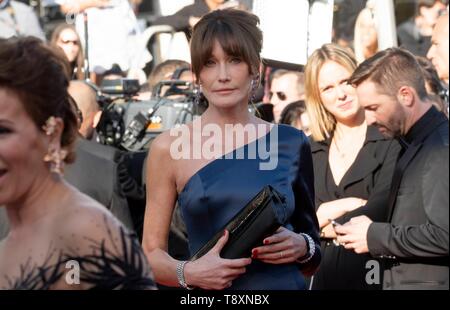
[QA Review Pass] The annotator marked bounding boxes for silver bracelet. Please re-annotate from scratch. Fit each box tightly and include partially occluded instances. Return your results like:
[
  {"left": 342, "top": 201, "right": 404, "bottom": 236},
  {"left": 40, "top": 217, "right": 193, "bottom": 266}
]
[
  {"left": 176, "top": 260, "right": 194, "bottom": 290},
  {"left": 297, "top": 233, "right": 315, "bottom": 264}
]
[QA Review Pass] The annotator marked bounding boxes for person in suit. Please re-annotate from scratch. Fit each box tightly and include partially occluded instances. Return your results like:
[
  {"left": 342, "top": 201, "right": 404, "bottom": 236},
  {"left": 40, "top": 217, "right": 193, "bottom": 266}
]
[
  {"left": 336, "top": 47, "right": 449, "bottom": 290},
  {"left": 66, "top": 80, "right": 134, "bottom": 230},
  {"left": 65, "top": 139, "right": 135, "bottom": 230},
  {"left": 304, "top": 44, "right": 400, "bottom": 289}
]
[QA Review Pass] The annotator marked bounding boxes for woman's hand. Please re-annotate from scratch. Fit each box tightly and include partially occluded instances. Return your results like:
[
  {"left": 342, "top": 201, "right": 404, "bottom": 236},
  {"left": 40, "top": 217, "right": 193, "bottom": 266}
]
[
  {"left": 251, "top": 227, "right": 307, "bottom": 264},
  {"left": 183, "top": 230, "right": 252, "bottom": 290},
  {"left": 320, "top": 222, "right": 337, "bottom": 239},
  {"left": 316, "top": 197, "right": 367, "bottom": 228}
]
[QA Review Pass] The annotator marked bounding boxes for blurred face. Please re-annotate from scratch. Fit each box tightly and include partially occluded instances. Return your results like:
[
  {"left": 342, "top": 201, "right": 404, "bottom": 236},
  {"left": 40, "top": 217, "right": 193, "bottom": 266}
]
[
  {"left": 318, "top": 61, "right": 360, "bottom": 122},
  {"left": 57, "top": 28, "right": 80, "bottom": 63},
  {"left": 199, "top": 40, "right": 252, "bottom": 110},
  {"left": 359, "top": 14, "right": 377, "bottom": 48},
  {"left": 0, "top": 88, "right": 50, "bottom": 206},
  {"left": 271, "top": 73, "right": 303, "bottom": 122},
  {"left": 420, "top": 2, "right": 446, "bottom": 28},
  {"left": 427, "top": 15, "right": 449, "bottom": 83},
  {"left": 356, "top": 80, "right": 406, "bottom": 138}
]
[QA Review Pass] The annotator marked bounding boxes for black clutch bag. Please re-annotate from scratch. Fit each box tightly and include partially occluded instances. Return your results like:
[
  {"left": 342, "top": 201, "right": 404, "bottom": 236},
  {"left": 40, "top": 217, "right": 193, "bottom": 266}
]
[{"left": 190, "top": 185, "right": 287, "bottom": 260}]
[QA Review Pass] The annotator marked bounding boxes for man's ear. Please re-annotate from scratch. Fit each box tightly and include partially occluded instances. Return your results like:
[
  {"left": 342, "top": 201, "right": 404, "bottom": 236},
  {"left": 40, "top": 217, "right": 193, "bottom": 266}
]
[{"left": 397, "top": 86, "right": 415, "bottom": 107}]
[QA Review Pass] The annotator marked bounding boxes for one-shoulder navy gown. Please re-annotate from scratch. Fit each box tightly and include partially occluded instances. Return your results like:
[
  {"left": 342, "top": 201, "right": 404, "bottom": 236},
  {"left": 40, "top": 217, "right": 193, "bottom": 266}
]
[{"left": 177, "top": 124, "right": 321, "bottom": 290}]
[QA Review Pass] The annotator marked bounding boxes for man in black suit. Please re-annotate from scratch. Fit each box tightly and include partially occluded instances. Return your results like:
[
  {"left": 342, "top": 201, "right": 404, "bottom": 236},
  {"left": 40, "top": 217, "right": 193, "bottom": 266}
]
[
  {"left": 66, "top": 81, "right": 134, "bottom": 230},
  {"left": 335, "top": 48, "right": 449, "bottom": 290},
  {"left": 65, "top": 138, "right": 135, "bottom": 230}
]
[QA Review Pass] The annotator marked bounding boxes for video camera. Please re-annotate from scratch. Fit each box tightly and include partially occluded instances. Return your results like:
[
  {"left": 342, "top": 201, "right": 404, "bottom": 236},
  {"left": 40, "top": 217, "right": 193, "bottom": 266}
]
[{"left": 95, "top": 78, "right": 206, "bottom": 152}]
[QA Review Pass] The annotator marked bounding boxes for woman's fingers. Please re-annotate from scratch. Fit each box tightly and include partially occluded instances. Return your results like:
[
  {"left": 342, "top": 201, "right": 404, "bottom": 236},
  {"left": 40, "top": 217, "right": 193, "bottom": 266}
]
[
  {"left": 211, "top": 230, "right": 229, "bottom": 254},
  {"left": 252, "top": 241, "right": 289, "bottom": 257},
  {"left": 256, "top": 248, "right": 293, "bottom": 261},
  {"left": 262, "top": 227, "right": 288, "bottom": 245},
  {"left": 222, "top": 257, "right": 252, "bottom": 268}
]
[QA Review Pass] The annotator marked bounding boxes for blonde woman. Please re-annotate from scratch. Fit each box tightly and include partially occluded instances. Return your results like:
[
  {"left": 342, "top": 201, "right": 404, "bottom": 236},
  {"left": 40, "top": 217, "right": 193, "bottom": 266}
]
[{"left": 304, "top": 44, "right": 399, "bottom": 289}]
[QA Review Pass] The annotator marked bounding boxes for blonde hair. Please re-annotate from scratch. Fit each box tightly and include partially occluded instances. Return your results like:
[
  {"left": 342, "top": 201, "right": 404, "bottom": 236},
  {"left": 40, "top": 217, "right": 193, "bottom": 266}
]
[{"left": 304, "top": 44, "right": 357, "bottom": 141}]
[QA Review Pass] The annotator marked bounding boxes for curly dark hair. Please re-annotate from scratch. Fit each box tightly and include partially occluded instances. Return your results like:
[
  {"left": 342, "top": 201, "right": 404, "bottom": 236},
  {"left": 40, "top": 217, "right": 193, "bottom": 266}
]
[{"left": 0, "top": 36, "right": 78, "bottom": 163}]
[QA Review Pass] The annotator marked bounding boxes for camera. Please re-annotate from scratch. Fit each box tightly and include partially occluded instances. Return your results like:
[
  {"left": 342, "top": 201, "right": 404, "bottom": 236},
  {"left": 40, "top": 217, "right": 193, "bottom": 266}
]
[{"left": 95, "top": 78, "right": 205, "bottom": 152}]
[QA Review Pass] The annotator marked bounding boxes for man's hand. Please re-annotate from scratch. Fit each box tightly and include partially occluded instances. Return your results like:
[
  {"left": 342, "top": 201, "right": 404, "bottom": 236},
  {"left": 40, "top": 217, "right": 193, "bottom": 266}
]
[{"left": 335, "top": 216, "right": 372, "bottom": 254}]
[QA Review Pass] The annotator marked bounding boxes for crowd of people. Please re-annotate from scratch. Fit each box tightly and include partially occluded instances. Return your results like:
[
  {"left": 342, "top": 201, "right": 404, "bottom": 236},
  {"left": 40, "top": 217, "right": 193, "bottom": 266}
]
[{"left": 0, "top": 0, "right": 449, "bottom": 290}]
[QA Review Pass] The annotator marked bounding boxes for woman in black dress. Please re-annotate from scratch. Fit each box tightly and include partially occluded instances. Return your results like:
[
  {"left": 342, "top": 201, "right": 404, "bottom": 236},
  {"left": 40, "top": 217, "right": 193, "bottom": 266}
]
[{"left": 304, "top": 44, "right": 400, "bottom": 289}]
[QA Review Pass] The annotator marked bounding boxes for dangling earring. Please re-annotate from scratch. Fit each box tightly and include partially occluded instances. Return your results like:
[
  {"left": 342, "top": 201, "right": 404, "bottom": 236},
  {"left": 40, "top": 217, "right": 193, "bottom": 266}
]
[
  {"left": 42, "top": 116, "right": 67, "bottom": 175},
  {"left": 43, "top": 147, "right": 67, "bottom": 175},
  {"left": 194, "top": 84, "right": 202, "bottom": 106}
]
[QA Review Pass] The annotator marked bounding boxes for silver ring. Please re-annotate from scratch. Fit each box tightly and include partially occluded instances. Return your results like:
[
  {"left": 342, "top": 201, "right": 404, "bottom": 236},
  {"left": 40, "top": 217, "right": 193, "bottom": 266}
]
[{"left": 279, "top": 251, "right": 284, "bottom": 259}]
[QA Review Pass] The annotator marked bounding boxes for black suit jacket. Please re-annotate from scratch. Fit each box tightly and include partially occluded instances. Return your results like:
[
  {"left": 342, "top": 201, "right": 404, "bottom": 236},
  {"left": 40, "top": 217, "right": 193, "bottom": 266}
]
[
  {"left": 65, "top": 138, "right": 134, "bottom": 230},
  {"left": 368, "top": 107, "right": 449, "bottom": 290},
  {"left": 310, "top": 126, "right": 400, "bottom": 289}
]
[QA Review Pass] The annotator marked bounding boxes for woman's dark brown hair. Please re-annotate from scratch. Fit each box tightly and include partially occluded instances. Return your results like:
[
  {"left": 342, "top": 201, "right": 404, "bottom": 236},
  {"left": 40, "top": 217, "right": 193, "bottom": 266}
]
[
  {"left": 50, "top": 23, "right": 85, "bottom": 80},
  {"left": 0, "top": 36, "right": 79, "bottom": 163},
  {"left": 190, "top": 8, "right": 263, "bottom": 80}
]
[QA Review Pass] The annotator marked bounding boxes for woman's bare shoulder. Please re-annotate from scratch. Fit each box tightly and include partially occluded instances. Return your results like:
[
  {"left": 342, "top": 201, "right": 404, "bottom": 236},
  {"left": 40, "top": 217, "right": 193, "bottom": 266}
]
[
  {"left": 55, "top": 188, "right": 126, "bottom": 241},
  {"left": 149, "top": 124, "right": 193, "bottom": 156},
  {"left": 52, "top": 189, "right": 156, "bottom": 289}
]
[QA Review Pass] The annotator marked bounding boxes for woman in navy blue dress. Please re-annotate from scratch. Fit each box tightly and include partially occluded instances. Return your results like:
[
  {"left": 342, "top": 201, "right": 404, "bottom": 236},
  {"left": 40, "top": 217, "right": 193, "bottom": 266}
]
[{"left": 142, "top": 8, "right": 320, "bottom": 290}]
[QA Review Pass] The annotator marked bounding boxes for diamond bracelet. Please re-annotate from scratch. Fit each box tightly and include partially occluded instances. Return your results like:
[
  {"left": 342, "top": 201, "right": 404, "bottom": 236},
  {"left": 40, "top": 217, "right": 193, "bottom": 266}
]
[{"left": 176, "top": 260, "right": 194, "bottom": 290}]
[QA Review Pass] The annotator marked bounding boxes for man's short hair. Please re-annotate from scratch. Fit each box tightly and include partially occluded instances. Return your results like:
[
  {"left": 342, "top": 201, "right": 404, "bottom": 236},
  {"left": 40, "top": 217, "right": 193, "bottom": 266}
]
[
  {"left": 147, "top": 59, "right": 190, "bottom": 91},
  {"left": 270, "top": 69, "right": 305, "bottom": 97},
  {"left": 349, "top": 47, "right": 429, "bottom": 100}
]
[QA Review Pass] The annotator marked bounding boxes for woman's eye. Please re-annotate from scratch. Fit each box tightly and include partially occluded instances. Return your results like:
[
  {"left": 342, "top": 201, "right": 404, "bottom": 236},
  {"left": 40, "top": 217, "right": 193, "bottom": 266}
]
[
  {"left": 205, "top": 59, "right": 215, "bottom": 66},
  {"left": 230, "top": 57, "right": 242, "bottom": 64},
  {"left": 0, "top": 127, "right": 12, "bottom": 135}
]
